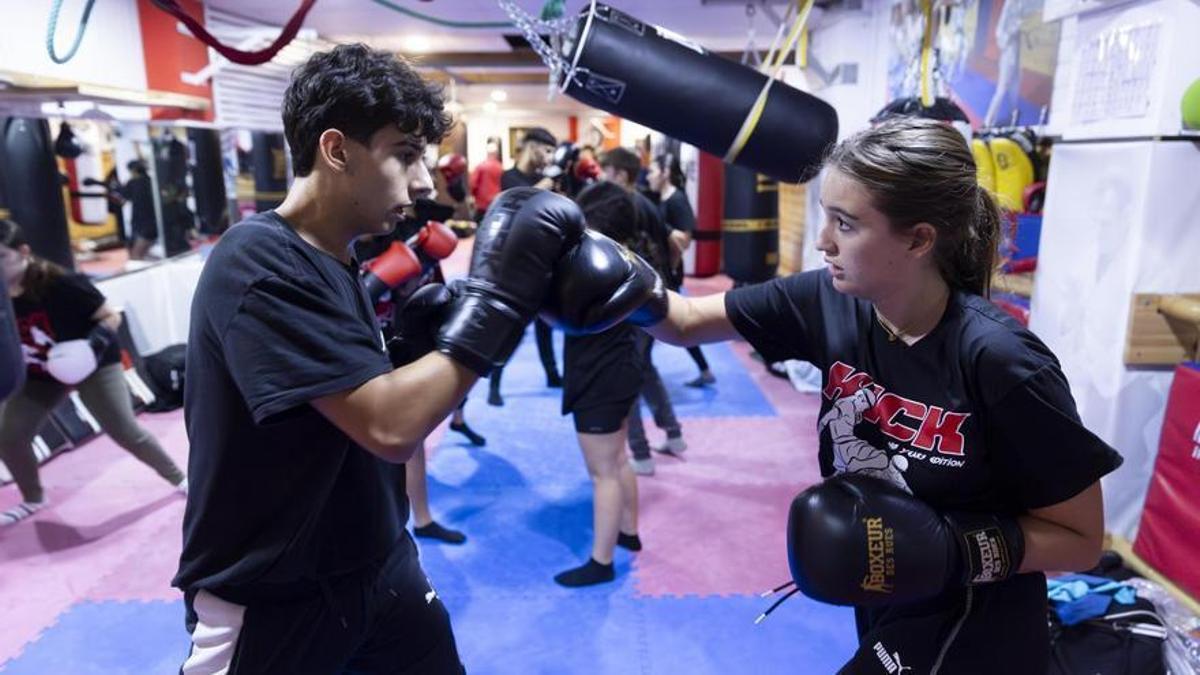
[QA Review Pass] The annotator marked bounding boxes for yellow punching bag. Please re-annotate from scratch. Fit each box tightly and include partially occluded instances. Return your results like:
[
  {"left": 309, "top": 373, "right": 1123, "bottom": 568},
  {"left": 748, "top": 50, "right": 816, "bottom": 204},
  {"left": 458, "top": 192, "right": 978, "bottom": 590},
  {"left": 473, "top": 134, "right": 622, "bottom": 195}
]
[
  {"left": 972, "top": 137, "right": 996, "bottom": 196},
  {"left": 988, "top": 135, "right": 1034, "bottom": 212}
]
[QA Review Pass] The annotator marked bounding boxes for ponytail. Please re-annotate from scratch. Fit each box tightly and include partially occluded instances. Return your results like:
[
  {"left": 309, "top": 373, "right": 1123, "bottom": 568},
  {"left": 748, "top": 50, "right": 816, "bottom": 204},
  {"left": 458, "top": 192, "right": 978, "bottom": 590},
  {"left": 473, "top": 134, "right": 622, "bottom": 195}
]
[{"left": 953, "top": 185, "right": 1002, "bottom": 297}]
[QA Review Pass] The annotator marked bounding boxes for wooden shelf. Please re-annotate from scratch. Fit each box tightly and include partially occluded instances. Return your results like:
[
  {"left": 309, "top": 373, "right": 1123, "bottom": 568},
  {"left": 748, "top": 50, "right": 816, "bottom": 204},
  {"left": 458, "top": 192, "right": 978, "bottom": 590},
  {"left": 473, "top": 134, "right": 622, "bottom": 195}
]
[{"left": 0, "top": 70, "right": 209, "bottom": 111}]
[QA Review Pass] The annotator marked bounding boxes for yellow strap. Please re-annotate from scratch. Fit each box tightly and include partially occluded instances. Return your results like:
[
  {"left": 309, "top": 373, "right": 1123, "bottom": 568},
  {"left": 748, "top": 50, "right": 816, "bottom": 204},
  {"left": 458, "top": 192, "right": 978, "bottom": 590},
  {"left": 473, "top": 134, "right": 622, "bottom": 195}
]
[
  {"left": 722, "top": 218, "right": 779, "bottom": 232},
  {"left": 724, "top": 0, "right": 815, "bottom": 165},
  {"left": 919, "top": 0, "right": 934, "bottom": 108}
]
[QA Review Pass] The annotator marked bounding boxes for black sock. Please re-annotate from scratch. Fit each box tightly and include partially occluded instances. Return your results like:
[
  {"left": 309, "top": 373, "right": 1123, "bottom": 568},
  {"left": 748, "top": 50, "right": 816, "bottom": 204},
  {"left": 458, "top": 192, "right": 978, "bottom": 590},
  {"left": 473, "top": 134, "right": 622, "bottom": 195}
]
[
  {"left": 554, "top": 558, "right": 615, "bottom": 587},
  {"left": 414, "top": 521, "right": 467, "bottom": 544},
  {"left": 617, "top": 532, "right": 642, "bottom": 551},
  {"left": 449, "top": 421, "right": 486, "bottom": 446}
]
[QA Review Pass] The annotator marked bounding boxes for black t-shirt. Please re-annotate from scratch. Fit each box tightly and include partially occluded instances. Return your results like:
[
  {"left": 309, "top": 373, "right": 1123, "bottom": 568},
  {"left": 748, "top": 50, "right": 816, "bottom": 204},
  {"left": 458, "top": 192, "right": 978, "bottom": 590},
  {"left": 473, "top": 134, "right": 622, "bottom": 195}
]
[
  {"left": 726, "top": 270, "right": 1123, "bottom": 670},
  {"left": 658, "top": 189, "right": 695, "bottom": 290},
  {"left": 562, "top": 323, "right": 641, "bottom": 414},
  {"left": 501, "top": 167, "right": 542, "bottom": 190},
  {"left": 174, "top": 211, "right": 403, "bottom": 601},
  {"left": 658, "top": 189, "right": 696, "bottom": 235},
  {"left": 118, "top": 175, "right": 157, "bottom": 235},
  {"left": 13, "top": 272, "right": 119, "bottom": 381}
]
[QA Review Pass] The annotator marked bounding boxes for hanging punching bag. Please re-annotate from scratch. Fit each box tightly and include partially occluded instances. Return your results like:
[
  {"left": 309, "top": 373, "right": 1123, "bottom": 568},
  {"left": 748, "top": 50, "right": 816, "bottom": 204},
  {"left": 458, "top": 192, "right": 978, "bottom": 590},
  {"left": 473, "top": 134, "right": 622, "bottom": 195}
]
[
  {"left": 251, "top": 131, "right": 287, "bottom": 213},
  {"left": 693, "top": 151, "right": 724, "bottom": 278},
  {"left": 559, "top": 1, "right": 837, "bottom": 184},
  {"left": 188, "top": 128, "right": 229, "bottom": 235},
  {"left": 722, "top": 164, "right": 778, "bottom": 284},
  {"left": 1, "top": 117, "right": 73, "bottom": 269}
]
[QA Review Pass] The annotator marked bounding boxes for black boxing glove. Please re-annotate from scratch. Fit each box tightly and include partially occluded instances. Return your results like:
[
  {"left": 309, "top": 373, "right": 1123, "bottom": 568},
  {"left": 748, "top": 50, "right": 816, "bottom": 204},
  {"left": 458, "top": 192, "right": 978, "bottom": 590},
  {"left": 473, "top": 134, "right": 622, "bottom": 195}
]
[
  {"left": 540, "top": 229, "right": 668, "bottom": 334},
  {"left": 787, "top": 473, "right": 1025, "bottom": 607},
  {"left": 387, "top": 283, "right": 456, "bottom": 368},
  {"left": 435, "top": 188, "right": 584, "bottom": 374}
]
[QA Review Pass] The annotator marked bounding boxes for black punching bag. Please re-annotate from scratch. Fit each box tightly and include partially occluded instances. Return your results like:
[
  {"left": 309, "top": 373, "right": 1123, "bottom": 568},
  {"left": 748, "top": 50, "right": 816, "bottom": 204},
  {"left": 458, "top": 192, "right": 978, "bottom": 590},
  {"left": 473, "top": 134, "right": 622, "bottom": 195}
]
[
  {"left": 251, "top": 132, "right": 287, "bottom": 213},
  {"left": 722, "top": 164, "right": 778, "bottom": 284},
  {"left": 1, "top": 118, "right": 73, "bottom": 269},
  {"left": 559, "top": 1, "right": 837, "bottom": 184},
  {"left": 187, "top": 128, "right": 229, "bottom": 235}
]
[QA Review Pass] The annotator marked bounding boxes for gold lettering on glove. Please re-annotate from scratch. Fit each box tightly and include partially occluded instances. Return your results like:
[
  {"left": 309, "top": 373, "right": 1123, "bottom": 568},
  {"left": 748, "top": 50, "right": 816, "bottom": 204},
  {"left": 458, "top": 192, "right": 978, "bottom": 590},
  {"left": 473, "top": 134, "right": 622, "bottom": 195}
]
[{"left": 860, "top": 517, "right": 896, "bottom": 594}]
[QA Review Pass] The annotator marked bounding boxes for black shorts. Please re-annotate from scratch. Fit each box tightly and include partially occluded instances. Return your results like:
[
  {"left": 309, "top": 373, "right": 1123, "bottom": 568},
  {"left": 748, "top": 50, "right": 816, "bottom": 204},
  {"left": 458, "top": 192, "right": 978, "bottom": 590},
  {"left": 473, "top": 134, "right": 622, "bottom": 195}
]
[
  {"left": 180, "top": 536, "right": 463, "bottom": 675},
  {"left": 572, "top": 399, "right": 635, "bottom": 434}
]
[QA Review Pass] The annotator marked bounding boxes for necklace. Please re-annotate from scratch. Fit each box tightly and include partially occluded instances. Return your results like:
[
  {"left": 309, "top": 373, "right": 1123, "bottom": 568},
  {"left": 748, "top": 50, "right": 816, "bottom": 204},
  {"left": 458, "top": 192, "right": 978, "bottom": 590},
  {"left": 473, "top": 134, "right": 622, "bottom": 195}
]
[
  {"left": 875, "top": 311, "right": 903, "bottom": 342},
  {"left": 875, "top": 287, "right": 951, "bottom": 344}
]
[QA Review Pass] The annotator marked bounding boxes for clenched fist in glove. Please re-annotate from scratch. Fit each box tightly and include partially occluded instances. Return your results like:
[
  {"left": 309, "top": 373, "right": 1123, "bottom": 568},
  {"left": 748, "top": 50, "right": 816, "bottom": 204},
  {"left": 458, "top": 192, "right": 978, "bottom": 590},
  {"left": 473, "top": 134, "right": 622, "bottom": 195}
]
[
  {"left": 539, "top": 229, "right": 668, "bottom": 334},
  {"left": 787, "top": 472, "right": 1025, "bottom": 607},
  {"left": 435, "top": 188, "right": 584, "bottom": 375}
]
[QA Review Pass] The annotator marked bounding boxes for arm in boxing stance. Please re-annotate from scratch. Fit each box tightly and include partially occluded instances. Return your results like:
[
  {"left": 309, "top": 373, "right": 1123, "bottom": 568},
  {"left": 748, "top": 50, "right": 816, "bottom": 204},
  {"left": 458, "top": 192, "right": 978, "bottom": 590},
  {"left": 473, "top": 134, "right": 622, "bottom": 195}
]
[
  {"left": 541, "top": 225, "right": 1107, "bottom": 589},
  {"left": 313, "top": 351, "right": 476, "bottom": 464},
  {"left": 314, "top": 188, "right": 585, "bottom": 464}
]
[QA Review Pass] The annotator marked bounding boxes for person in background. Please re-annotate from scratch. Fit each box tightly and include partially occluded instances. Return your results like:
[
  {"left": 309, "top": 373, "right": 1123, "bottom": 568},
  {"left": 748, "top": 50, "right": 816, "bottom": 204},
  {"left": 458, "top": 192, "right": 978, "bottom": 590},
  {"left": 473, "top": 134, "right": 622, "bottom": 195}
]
[
  {"left": 554, "top": 181, "right": 643, "bottom": 587},
  {"left": 0, "top": 219, "right": 186, "bottom": 527},
  {"left": 469, "top": 136, "right": 504, "bottom": 221},
  {"left": 600, "top": 147, "right": 686, "bottom": 476},
  {"left": 646, "top": 152, "right": 715, "bottom": 388},
  {"left": 119, "top": 160, "right": 159, "bottom": 262},
  {"left": 488, "top": 127, "right": 563, "bottom": 406}
]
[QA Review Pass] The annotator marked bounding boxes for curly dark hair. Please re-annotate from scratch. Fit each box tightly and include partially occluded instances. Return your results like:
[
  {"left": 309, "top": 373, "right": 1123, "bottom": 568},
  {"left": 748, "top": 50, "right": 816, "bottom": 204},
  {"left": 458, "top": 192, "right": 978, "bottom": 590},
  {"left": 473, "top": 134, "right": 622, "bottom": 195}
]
[{"left": 283, "top": 43, "right": 451, "bottom": 177}]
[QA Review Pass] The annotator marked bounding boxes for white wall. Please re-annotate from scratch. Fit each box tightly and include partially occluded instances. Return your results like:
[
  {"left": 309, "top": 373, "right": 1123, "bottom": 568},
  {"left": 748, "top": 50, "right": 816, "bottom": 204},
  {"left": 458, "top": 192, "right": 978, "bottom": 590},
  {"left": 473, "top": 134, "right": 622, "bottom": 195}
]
[
  {"left": 96, "top": 255, "right": 206, "bottom": 356},
  {"left": 799, "top": 2, "right": 894, "bottom": 272},
  {"left": 0, "top": 1, "right": 147, "bottom": 91}
]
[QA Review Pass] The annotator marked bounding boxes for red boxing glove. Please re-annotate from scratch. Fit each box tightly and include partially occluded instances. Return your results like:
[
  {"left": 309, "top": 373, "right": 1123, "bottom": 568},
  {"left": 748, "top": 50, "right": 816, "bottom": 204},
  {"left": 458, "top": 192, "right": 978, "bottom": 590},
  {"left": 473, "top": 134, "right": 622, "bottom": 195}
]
[
  {"left": 409, "top": 221, "right": 457, "bottom": 262},
  {"left": 436, "top": 153, "right": 467, "bottom": 183},
  {"left": 575, "top": 156, "right": 601, "bottom": 182},
  {"left": 362, "top": 241, "right": 421, "bottom": 302}
]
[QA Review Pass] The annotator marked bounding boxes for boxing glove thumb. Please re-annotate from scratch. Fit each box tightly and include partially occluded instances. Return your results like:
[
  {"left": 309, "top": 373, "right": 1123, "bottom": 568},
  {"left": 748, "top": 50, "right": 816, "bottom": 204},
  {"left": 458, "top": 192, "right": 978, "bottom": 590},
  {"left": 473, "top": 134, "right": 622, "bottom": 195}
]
[
  {"left": 388, "top": 283, "right": 457, "bottom": 368},
  {"left": 45, "top": 340, "right": 99, "bottom": 385}
]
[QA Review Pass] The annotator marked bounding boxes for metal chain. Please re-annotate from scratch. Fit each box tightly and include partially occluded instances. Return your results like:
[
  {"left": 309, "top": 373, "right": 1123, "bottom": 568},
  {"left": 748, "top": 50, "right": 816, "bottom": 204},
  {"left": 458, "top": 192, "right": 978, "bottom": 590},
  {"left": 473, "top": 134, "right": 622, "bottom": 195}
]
[{"left": 496, "top": 0, "right": 577, "bottom": 97}]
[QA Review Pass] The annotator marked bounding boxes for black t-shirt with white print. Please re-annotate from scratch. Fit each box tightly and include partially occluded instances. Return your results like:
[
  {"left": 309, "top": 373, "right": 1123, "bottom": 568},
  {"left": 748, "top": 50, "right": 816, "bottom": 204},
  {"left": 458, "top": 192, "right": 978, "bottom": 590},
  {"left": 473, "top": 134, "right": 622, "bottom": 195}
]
[
  {"left": 13, "top": 272, "right": 120, "bottom": 381},
  {"left": 174, "top": 212, "right": 404, "bottom": 602},
  {"left": 726, "top": 269, "right": 1122, "bottom": 674}
]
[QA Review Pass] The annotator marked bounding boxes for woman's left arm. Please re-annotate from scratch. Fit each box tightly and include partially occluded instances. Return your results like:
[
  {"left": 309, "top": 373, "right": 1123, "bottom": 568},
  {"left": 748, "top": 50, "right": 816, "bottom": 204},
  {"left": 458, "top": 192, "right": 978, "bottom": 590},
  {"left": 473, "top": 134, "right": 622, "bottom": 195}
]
[
  {"left": 91, "top": 303, "right": 122, "bottom": 333},
  {"left": 1017, "top": 480, "right": 1105, "bottom": 573}
]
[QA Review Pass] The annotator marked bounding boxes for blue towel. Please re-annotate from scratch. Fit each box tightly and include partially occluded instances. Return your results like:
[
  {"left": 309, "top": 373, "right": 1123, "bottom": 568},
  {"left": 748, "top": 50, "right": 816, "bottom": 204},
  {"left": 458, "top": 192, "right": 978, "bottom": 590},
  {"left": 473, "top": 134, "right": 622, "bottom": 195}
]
[{"left": 1047, "top": 574, "right": 1138, "bottom": 625}]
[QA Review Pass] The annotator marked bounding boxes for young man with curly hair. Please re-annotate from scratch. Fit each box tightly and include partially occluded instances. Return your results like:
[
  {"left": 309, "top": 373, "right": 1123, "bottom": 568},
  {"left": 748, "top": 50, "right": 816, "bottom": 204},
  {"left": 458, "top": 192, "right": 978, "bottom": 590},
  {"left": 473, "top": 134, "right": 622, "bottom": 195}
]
[{"left": 174, "top": 44, "right": 472, "bottom": 674}]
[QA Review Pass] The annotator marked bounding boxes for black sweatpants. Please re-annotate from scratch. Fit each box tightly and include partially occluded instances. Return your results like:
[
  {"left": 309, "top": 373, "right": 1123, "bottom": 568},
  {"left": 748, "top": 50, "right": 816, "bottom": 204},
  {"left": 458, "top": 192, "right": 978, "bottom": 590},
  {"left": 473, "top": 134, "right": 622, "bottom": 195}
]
[{"left": 181, "top": 537, "right": 463, "bottom": 674}]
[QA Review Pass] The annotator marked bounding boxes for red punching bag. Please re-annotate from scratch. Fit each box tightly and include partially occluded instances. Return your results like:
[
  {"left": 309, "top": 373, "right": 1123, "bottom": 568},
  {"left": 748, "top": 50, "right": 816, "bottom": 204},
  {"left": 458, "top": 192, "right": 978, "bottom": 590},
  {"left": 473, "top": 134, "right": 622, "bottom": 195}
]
[{"left": 692, "top": 151, "right": 723, "bottom": 277}]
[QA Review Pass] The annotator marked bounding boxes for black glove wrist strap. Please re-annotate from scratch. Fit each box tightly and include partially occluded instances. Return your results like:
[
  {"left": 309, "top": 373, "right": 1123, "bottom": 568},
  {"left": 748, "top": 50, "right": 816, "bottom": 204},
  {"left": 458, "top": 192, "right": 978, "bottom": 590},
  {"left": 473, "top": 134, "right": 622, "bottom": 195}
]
[{"left": 943, "top": 511, "right": 1026, "bottom": 585}]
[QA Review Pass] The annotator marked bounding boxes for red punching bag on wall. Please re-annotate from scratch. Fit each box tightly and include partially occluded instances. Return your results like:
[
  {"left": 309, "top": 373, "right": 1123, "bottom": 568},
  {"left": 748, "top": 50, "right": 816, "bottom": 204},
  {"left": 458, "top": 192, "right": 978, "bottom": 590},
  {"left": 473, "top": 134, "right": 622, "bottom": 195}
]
[
  {"left": 692, "top": 151, "right": 723, "bottom": 277},
  {"left": 1133, "top": 362, "right": 1200, "bottom": 600}
]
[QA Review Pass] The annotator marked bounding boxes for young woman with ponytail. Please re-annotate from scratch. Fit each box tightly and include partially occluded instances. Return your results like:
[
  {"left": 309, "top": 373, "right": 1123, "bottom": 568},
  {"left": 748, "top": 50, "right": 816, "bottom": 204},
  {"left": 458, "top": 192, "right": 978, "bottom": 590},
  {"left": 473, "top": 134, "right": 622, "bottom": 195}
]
[
  {"left": 0, "top": 219, "right": 186, "bottom": 526},
  {"left": 627, "top": 117, "right": 1122, "bottom": 673}
]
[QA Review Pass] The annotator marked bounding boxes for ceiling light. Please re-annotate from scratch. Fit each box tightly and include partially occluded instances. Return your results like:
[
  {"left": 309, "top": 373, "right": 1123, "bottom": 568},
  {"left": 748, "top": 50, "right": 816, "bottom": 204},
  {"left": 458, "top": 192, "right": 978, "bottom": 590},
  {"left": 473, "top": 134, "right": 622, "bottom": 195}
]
[
  {"left": 490, "top": 89, "right": 508, "bottom": 102},
  {"left": 402, "top": 35, "right": 432, "bottom": 53}
]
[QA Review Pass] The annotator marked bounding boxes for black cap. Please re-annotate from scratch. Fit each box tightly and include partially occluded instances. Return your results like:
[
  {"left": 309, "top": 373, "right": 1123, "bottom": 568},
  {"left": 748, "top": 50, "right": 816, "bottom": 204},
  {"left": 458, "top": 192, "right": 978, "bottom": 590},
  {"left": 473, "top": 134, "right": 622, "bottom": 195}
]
[{"left": 521, "top": 127, "right": 557, "bottom": 147}]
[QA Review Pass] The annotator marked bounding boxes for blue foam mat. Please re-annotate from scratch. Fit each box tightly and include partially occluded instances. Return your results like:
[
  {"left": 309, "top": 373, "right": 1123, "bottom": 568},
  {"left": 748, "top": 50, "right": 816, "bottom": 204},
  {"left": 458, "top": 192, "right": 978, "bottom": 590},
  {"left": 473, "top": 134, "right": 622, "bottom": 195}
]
[{"left": 2, "top": 601, "right": 189, "bottom": 675}]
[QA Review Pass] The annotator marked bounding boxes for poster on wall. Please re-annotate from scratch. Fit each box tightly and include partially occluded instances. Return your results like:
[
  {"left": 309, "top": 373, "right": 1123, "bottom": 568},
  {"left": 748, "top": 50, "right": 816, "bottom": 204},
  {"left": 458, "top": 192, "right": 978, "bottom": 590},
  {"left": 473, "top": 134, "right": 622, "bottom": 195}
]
[{"left": 887, "top": 0, "right": 1061, "bottom": 128}]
